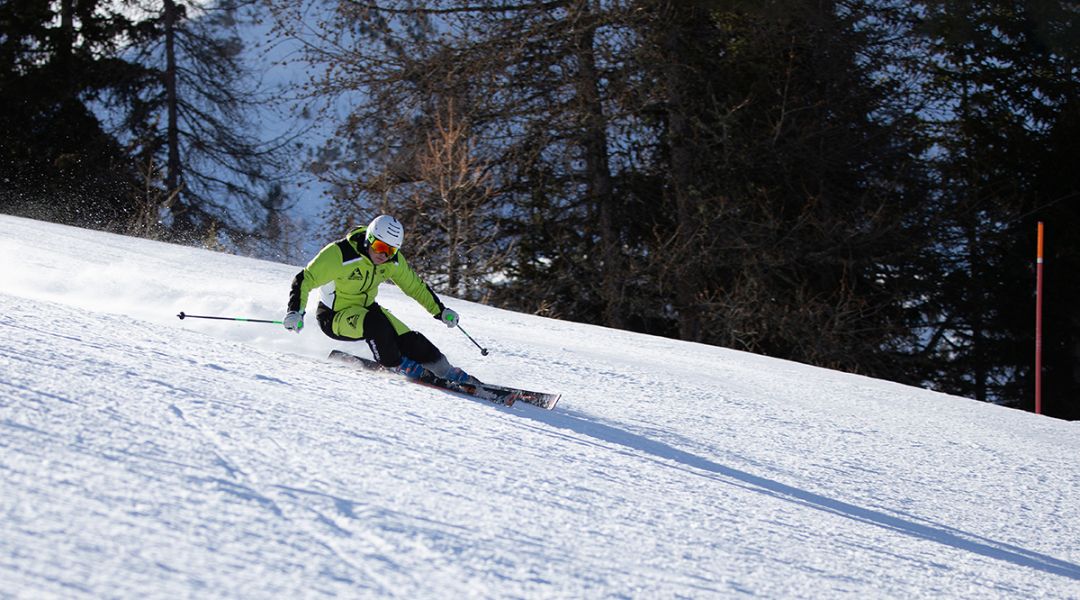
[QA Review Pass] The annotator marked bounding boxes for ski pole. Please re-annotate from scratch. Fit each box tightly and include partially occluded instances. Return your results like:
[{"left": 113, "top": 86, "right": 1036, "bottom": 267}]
[
  {"left": 456, "top": 324, "right": 489, "bottom": 356},
  {"left": 177, "top": 311, "right": 282, "bottom": 325}
]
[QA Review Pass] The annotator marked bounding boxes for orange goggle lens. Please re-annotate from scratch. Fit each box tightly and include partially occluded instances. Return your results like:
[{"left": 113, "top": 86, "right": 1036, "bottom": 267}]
[{"left": 370, "top": 238, "right": 397, "bottom": 256}]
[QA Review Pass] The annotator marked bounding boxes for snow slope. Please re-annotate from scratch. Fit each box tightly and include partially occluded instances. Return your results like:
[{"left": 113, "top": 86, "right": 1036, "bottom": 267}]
[{"left": 1, "top": 214, "right": 1078, "bottom": 599}]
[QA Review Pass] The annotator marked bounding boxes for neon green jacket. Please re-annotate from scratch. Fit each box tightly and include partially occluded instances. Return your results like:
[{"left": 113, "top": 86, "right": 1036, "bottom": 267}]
[{"left": 287, "top": 227, "right": 445, "bottom": 317}]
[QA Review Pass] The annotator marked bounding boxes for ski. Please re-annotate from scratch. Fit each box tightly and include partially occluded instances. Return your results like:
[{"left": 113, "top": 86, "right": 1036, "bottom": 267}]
[{"left": 328, "top": 350, "right": 561, "bottom": 410}]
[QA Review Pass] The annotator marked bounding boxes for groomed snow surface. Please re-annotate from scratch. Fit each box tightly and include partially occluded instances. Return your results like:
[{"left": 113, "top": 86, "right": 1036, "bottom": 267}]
[{"left": 1, "top": 214, "right": 1078, "bottom": 599}]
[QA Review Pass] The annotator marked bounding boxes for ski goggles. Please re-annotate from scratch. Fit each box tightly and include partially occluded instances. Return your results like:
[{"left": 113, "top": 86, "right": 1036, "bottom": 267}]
[{"left": 367, "top": 234, "right": 398, "bottom": 257}]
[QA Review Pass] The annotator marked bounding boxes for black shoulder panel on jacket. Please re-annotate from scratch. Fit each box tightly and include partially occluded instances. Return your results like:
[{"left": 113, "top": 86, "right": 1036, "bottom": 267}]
[{"left": 335, "top": 238, "right": 362, "bottom": 263}]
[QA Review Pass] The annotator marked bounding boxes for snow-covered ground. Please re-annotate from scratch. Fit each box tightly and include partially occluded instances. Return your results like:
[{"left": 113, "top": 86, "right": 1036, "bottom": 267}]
[{"left": 1, "top": 214, "right": 1078, "bottom": 599}]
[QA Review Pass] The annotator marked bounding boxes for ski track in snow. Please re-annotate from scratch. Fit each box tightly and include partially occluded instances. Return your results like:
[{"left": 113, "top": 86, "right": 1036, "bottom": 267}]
[{"left": 1, "top": 214, "right": 1079, "bottom": 599}]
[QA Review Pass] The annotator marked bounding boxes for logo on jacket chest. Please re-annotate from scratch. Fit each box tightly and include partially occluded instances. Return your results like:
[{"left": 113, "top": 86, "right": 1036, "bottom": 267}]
[{"left": 348, "top": 267, "right": 364, "bottom": 280}]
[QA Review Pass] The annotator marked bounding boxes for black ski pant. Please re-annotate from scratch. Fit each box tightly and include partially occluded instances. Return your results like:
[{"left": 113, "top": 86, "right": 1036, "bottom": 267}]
[{"left": 316, "top": 302, "right": 440, "bottom": 368}]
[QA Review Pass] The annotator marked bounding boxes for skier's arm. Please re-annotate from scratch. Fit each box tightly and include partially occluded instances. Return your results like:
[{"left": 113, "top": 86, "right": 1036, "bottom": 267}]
[
  {"left": 287, "top": 243, "right": 343, "bottom": 313},
  {"left": 389, "top": 256, "right": 446, "bottom": 317}
]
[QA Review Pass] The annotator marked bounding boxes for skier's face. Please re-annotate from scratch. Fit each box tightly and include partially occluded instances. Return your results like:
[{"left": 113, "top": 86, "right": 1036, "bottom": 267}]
[
  {"left": 366, "top": 233, "right": 397, "bottom": 264},
  {"left": 369, "top": 246, "right": 393, "bottom": 264}
]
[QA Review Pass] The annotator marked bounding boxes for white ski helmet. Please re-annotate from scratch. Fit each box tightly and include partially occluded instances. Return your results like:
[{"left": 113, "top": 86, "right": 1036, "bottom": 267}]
[{"left": 366, "top": 215, "right": 405, "bottom": 249}]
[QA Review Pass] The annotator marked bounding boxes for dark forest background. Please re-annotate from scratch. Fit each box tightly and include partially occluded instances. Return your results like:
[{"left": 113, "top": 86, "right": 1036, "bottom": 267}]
[{"left": 2, "top": 0, "right": 1078, "bottom": 418}]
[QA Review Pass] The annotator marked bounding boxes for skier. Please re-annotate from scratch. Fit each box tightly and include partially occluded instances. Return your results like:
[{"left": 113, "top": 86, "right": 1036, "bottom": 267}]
[{"left": 283, "top": 215, "right": 474, "bottom": 383}]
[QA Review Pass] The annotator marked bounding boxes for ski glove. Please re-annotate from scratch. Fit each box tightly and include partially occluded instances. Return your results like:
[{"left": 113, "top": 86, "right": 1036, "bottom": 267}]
[
  {"left": 437, "top": 307, "right": 459, "bottom": 328},
  {"left": 283, "top": 310, "right": 304, "bottom": 333}
]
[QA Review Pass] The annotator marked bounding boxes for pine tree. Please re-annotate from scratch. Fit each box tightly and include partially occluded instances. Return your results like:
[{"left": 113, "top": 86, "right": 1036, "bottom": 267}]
[
  {"left": 911, "top": 0, "right": 1080, "bottom": 415},
  {"left": 628, "top": 0, "right": 930, "bottom": 376},
  {"left": 0, "top": 0, "right": 154, "bottom": 229},
  {"left": 129, "top": 0, "right": 290, "bottom": 244}
]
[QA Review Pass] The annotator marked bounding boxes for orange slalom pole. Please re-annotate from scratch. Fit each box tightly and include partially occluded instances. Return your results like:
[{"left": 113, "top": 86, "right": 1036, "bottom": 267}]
[{"left": 1035, "top": 222, "right": 1044, "bottom": 415}]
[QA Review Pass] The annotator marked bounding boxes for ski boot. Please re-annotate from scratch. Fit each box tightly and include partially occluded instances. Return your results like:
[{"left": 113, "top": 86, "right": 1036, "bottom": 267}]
[{"left": 397, "top": 357, "right": 425, "bottom": 379}]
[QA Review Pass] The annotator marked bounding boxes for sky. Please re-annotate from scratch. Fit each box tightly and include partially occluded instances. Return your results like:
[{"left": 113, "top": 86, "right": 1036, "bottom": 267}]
[{"left": 1, "top": 213, "right": 1079, "bottom": 598}]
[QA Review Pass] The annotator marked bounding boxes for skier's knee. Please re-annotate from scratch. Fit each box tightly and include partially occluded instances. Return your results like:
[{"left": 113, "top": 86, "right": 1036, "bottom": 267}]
[{"left": 399, "top": 331, "right": 440, "bottom": 363}]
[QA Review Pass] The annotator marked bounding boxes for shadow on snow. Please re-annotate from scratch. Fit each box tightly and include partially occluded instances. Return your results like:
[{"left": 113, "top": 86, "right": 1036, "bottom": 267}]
[{"left": 518, "top": 406, "right": 1080, "bottom": 581}]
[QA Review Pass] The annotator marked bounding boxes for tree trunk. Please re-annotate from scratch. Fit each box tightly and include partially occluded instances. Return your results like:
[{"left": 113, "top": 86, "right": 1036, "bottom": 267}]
[
  {"left": 572, "top": 6, "right": 623, "bottom": 329},
  {"left": 163, "top": 0, "right": 185, "bottom": 230},
  {"left": 660, "top": 2, "right": 707, "bottom": 342}
]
